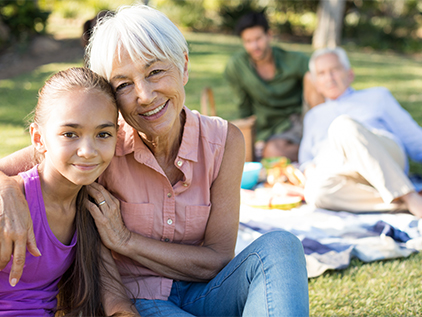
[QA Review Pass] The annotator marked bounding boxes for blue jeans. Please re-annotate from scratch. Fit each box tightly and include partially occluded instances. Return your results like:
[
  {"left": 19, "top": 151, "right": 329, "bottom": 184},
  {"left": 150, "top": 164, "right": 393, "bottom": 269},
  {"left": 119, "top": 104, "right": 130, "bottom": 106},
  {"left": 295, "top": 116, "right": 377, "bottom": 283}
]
[{"left": 134, "top": 231, "right": 309, "bottom": 317}]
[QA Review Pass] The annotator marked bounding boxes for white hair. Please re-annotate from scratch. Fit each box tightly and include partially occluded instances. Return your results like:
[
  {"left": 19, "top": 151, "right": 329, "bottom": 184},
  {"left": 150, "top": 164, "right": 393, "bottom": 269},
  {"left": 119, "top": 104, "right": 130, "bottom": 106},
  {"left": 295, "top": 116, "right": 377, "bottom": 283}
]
[
  {"left": 309, "top": 47, "right": 351, "bottom": 77},
  {"left": 86, "top": 4, "right": 189, "bottom": 80}
]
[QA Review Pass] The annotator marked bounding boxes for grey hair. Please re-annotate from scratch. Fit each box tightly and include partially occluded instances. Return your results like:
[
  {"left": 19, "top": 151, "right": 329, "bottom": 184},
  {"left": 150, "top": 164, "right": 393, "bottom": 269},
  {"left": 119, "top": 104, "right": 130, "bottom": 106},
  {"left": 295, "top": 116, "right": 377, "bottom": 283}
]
[
  {"left": 309, "top": 47, "right": 351, "bottom": 77},
  {"left": 86, "top": 4, "right": 189, "bottom": 80}
]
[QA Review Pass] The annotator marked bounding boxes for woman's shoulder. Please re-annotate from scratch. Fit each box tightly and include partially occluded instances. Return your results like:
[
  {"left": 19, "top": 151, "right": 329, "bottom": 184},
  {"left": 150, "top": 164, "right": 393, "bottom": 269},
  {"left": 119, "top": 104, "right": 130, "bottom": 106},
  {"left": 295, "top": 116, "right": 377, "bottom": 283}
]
[{"left": 187, "top": 108, "right": 228, "bottom": 146}]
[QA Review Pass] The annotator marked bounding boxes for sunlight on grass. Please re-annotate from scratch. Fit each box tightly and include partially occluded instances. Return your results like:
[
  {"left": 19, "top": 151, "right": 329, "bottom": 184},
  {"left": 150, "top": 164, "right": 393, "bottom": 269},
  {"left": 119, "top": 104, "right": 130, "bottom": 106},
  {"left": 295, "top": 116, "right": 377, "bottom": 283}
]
[
  {"left": 309, "top": 253, "right": 422, "bottom": 316},
  {"left": 0, "top": 61, "right": 81, "bottom": 159},
  {"left": 0, "top": 125, "right": 31, "bottom": 158}
]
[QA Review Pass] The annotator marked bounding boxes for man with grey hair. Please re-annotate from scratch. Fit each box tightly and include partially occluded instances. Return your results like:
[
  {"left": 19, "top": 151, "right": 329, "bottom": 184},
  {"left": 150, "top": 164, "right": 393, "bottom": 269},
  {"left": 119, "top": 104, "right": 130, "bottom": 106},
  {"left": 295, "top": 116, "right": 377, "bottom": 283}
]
[{"left": 299, "top": 47, "right": 422, "bottom": 217}]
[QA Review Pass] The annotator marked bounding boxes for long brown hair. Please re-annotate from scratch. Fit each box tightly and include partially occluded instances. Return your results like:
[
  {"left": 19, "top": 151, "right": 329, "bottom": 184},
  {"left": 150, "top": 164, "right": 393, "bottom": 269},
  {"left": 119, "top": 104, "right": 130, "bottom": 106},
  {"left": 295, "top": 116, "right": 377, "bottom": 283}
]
[{"left": 32, "top": 67, "right": 123, "bottom": 316}]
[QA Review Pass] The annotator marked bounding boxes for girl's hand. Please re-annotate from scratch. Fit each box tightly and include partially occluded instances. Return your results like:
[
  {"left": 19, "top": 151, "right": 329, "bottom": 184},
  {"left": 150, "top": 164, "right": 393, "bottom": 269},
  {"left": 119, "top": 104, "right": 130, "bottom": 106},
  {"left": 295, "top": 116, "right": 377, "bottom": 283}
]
[{"left": 86, "top": 183, "right": 131, "bottom": 253}]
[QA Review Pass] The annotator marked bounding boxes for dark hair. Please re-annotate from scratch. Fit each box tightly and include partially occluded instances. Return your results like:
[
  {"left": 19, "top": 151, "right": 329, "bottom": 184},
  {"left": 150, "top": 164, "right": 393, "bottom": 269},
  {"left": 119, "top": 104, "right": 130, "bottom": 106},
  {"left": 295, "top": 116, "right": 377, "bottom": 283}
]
[
  {"left": 235, "top": 10, "right": 269, "bottom": 36},
  {"left": 56, "top": 187, "right": 104, "bottom": 316},
  {"left": 81, "top": 10, "right": 111, "bottom": 47}
]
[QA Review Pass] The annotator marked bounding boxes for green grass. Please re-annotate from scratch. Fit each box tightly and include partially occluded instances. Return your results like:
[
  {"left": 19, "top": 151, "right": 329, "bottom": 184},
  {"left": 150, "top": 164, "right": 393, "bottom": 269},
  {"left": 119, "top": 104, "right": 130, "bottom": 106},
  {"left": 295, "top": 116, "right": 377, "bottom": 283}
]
[{"left": 1, "top": 31, "right": 422, "bottom": 315}]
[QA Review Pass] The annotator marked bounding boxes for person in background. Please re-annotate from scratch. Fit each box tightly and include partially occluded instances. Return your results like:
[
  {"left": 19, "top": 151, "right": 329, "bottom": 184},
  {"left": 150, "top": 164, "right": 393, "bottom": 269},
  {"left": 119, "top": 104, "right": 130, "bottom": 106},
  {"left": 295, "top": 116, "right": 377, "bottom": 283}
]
[
  {"left": 0, "top": 5, "right": 308, "bottom": 317},
  {"left": 224, "top": 10, "right": 324, "bottom": 161},
  {"left": 0, "top": 67, "right": 138, "bottom": 316},
  {"left": 299, "top": 47, "right": 422, "bottom": 217}
]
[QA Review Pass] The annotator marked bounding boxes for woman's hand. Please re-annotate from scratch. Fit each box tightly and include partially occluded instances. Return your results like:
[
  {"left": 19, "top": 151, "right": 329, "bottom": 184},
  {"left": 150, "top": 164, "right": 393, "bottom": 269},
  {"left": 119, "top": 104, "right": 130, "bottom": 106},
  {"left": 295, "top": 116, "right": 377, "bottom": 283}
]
[
  {"left": 86, "top": 183, "right": 132, "bottom": 253},
  {"left": 0, "top": 173, "right": 40, "bottom": 286}
]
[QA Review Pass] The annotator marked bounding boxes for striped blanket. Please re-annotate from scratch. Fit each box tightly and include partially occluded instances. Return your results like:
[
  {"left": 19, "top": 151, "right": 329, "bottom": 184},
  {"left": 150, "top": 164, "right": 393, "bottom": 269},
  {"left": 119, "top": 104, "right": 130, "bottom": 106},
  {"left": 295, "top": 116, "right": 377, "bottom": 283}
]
[{"left": 235, "top": 204, "right": 422, "bottom": 278}]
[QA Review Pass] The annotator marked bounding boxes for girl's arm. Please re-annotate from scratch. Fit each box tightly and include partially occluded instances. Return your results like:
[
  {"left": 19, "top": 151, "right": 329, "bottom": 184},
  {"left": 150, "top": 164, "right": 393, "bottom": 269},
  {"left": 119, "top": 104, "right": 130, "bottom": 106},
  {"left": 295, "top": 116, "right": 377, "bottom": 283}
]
[
  {"left": 100, "top": 243, "right": 139, "bottom": 316},
  {"left": 87, "top": 123, "right": 245, "bottom": 282}
]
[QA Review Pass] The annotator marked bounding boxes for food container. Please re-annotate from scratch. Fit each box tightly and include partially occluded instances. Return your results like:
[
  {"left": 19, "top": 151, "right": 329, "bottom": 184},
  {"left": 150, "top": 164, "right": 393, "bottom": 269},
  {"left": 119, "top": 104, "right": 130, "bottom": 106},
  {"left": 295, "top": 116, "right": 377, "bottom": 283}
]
[{"left": 241, "top": 162, "right": 263, "bottom": 189}]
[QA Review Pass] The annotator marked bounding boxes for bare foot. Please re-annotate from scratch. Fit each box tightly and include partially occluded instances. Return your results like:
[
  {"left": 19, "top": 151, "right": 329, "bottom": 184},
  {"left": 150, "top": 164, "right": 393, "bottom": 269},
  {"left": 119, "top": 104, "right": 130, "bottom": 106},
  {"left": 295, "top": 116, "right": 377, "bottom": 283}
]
[{"left": 401, "top": 191, "right": 422, "bottom": 218}]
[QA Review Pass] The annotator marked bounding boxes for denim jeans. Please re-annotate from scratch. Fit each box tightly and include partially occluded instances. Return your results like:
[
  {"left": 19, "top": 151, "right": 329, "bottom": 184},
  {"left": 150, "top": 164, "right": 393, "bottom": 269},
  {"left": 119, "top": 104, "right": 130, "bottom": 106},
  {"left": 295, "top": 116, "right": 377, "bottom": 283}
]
[{"left": 134, "top": 231, "right": 309, "bottom": 317}]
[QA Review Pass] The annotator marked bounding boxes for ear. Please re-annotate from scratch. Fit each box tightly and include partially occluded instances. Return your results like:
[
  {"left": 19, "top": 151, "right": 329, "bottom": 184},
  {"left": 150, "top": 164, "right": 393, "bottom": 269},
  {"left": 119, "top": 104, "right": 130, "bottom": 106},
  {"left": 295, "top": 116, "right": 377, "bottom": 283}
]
[
  {"left": 182, "top": 52, "right": 189, "bottom": 86},
  {"left": 30, "top": 123, "right": 46, "bottom": 154}
]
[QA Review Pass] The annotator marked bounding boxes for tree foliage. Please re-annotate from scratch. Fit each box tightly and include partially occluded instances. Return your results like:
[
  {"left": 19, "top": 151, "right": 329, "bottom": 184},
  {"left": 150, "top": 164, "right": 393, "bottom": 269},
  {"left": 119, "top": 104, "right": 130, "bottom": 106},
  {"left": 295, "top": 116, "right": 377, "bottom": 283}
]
[
  {"left": 0, "top": 0, "right": 50, "bottom": 44},
  {"left": 154, "top": 0, "right": 422, "bottom": 53}
]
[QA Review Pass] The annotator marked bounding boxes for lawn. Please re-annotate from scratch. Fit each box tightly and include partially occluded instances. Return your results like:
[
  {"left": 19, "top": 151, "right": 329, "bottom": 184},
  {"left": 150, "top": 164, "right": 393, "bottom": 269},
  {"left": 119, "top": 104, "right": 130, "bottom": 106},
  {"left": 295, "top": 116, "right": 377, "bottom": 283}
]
[{"left": 1, "top": 31, "right": 422, "bottom": 315}]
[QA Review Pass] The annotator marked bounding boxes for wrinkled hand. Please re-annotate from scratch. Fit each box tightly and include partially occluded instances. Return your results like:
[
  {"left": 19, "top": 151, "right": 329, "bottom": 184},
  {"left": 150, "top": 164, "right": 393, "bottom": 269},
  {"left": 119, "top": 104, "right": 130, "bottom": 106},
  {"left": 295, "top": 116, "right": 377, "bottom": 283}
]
[
  {"left": 0, "top": 178, "right": 40, "bottom": 287},
  {"left": 86, "top": 183, "right": 131, "bottom": 254}
]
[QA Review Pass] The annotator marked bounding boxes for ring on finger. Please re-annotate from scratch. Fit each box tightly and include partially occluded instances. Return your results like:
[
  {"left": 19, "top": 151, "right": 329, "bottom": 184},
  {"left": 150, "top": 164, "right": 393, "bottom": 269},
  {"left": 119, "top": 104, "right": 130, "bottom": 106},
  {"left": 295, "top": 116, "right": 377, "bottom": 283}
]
[{"left": 98, "top": 200, "right": 107, "bottom": 206}]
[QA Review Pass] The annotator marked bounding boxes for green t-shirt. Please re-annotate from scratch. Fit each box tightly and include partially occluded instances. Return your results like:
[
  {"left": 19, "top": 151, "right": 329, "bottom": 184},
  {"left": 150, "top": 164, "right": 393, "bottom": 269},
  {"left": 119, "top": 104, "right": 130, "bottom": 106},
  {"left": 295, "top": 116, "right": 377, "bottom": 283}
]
[{"left": 224, "top": 46, "right": 309, "bottom": 141}]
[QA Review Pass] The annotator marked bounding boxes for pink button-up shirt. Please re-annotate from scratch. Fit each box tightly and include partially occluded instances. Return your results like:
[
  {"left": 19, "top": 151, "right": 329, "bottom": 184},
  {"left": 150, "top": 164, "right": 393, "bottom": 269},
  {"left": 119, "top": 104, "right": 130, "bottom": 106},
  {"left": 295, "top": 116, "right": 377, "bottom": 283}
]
[{"left": 99, "top": 106, "right": 228, "bottom": 300}]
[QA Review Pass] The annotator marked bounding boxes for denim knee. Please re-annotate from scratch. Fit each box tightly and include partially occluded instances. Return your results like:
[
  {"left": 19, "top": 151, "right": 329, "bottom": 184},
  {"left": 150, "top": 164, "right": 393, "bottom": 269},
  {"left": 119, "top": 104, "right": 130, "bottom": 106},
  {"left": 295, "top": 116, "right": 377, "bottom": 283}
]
[{"left": 251, "top": 230, "right": 305, "bottom": 262}]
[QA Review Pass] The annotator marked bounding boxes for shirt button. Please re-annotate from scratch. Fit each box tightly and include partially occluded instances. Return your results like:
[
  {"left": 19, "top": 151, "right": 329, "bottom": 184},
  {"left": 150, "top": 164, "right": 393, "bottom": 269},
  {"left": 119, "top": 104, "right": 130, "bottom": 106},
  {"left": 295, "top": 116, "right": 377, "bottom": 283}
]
[
  {"left": 167, "top": 219, "right": 173, "bottom": 225},
  {"left": 177, "top": 160, "right": 183, "bottom": 167},
  {"left": 164, "top": 238, "right": 170, "bottom": 242},
  {"left": 167, "top": 193, "right": 172, "bottom": 198}
]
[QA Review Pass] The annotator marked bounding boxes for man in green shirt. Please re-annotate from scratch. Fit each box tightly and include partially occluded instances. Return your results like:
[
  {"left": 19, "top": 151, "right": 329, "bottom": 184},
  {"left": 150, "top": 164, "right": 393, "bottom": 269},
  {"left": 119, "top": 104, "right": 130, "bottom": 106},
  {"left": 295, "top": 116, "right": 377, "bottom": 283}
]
[{"left": 225, "top": 11, "right": 322, "bottom": 162}]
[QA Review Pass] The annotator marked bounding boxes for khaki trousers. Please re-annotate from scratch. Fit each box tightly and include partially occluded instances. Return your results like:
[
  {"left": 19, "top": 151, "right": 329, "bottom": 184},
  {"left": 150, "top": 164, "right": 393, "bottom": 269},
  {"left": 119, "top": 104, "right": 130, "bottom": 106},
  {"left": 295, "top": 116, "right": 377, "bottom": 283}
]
[{"left": 304, "top": 115, "right": 415, "bottom": 212}]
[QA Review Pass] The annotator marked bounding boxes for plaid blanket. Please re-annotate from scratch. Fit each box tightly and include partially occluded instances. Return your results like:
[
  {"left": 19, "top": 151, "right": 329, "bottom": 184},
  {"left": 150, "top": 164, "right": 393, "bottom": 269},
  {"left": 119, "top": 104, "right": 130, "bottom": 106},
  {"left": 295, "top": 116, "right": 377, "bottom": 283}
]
[{"left": 236, "top": 204, "right": 422, "bottom": 278}]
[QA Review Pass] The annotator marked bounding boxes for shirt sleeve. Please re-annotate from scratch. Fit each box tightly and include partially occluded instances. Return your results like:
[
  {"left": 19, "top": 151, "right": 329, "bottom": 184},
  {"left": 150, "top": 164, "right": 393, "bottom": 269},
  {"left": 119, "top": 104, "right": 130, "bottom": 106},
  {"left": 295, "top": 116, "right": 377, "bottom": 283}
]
[
  {"left": 298, "top": 53, "right": 310, "bottom": 77},
  {"left": 381, "top": 89, "right": 422, "bottom": 163},
  {"left": 224, "top": 57, "right": 254, "bottom": 118}
]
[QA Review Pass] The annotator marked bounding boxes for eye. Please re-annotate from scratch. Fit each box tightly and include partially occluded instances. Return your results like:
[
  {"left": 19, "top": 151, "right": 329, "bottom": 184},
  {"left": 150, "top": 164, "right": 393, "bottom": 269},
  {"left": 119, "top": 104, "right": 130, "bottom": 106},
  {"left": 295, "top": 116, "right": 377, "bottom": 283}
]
[
  {"left": 149, "top": 69, "right": 163, "bottom": 77},
  {"left": 115, "top": 82, "right": 129, "bottom": 91},
  {"left": 63, "top": 132, "right": 77, "bottom": 138},
  {"left": 98, "top": 132, "right": 113, "bottom": 139}
]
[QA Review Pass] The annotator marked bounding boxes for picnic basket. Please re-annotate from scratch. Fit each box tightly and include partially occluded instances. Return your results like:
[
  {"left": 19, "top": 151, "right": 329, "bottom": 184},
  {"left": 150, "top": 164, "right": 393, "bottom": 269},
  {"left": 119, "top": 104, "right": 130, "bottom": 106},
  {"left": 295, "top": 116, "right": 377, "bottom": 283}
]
[{"left": 200, "top": 87, "right": 256, "bottom": 162}]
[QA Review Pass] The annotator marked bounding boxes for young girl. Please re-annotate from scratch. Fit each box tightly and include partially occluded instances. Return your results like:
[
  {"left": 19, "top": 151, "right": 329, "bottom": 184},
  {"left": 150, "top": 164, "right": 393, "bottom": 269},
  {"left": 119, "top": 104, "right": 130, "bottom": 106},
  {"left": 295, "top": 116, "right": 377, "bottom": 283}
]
[{"left": 0, "top": 68, "right": 138, "bottom": 316}]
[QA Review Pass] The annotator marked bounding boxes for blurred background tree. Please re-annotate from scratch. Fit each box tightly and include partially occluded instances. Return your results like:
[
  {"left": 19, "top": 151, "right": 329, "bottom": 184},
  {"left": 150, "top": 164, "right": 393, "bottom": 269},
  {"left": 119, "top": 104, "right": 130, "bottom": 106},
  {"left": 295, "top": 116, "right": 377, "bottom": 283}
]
[
  {"left": 2, "top": 0, "right": 422, "bottom": 54},
  {"left": 0, "top": 0, "right": 50, "bottom": 48},
  {"left": 154, "top": 0, "right": 422, "bottom": 54},
  {"left": 313, "top": 0, "right": 347, "bottom": 48}
]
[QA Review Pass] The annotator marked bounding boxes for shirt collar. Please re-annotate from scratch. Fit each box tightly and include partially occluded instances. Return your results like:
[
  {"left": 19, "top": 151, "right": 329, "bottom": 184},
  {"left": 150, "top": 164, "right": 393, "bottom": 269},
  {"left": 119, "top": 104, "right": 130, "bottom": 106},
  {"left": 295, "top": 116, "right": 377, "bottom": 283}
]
[
  {"left": 326, "top": 87, "right": 355, "bottom": 102},
  {"left": 115, "top": 106, "right": 199, "bottom": 163}
]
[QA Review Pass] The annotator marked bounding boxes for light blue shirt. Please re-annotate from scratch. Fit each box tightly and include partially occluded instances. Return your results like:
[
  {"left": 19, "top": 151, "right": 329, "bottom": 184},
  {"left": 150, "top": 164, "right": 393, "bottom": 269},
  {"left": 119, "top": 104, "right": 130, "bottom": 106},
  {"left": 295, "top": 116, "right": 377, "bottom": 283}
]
[{"left": 299, "top": 87, "right": 422, "bottom": 172}]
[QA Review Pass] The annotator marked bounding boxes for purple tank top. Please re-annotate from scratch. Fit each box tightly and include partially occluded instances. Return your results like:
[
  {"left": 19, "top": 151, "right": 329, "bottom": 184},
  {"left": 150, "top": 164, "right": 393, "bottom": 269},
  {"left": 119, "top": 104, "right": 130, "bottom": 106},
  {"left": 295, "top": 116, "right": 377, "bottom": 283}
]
[{"left": 0, "top": 166, "right": 77, "bottom": 316}]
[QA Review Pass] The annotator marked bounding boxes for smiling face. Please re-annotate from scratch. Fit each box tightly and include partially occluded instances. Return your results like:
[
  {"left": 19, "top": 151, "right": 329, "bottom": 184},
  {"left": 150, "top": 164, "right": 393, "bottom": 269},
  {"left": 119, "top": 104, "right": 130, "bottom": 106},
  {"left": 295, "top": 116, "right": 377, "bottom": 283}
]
[
  {"left": 109, "top": 48, "right": 189, "bottom": 142},
  {"left": 32, "top": 89, "right": 117, "bottom": 187},
  {"left": 240, "top": 26, "right": 272, "bottom": 62},
  {"left": 314, "top": 53, "right": 355, "bottom": 100}
]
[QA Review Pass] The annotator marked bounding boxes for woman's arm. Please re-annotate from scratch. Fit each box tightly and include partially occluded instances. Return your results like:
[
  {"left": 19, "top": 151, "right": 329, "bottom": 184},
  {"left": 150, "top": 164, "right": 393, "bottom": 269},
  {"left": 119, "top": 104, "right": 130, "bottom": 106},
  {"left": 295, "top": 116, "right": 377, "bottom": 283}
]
[
  {"left": 100, "top": 244, "right": 139, "bottom": 316},
  {"left": 87, "top": 123, "right": 245, "bottom": 282},
  {"left": 0, "top": 146, "right": 37, "bottom": 176},
  {"left": 0, "top": 146, "right": 40, "bottom": 285}
]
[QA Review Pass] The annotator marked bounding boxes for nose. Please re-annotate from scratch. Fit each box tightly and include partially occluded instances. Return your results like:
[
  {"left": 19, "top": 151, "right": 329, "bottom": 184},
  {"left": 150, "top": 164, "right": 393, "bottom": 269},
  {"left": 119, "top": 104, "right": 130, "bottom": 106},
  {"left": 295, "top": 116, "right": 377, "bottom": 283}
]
[
  {"left": 135, "top": 79, "right": 156, "bottom": 105},
  {"left": 77, "top": 137, "right": 97, "bottom": 159}
]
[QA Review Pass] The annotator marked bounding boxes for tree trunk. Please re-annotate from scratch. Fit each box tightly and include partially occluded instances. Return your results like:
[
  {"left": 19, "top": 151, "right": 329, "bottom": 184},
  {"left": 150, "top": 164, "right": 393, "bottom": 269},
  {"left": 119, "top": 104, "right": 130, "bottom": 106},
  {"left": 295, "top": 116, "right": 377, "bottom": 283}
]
[
  {"left": 312, "top": 0, "right": 346, "bottom": 49},
  {"left": 0, "top": 18, "right": 10, "bottom": 46}
]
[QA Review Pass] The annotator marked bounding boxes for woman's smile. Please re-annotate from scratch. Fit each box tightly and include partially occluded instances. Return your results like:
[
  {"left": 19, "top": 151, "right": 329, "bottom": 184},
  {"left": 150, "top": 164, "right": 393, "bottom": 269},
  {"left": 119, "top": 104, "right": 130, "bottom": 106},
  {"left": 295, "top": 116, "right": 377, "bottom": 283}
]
[{"left": 140, "top": 100, "right": 169, "bottom": 119}]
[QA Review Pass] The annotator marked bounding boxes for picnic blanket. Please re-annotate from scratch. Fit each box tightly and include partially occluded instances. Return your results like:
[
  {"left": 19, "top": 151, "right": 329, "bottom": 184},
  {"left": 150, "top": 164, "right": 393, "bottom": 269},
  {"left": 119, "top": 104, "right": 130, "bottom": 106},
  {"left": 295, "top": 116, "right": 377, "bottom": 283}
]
[{"left": 235, "top": 203, "right": 422, "bottom": 278}]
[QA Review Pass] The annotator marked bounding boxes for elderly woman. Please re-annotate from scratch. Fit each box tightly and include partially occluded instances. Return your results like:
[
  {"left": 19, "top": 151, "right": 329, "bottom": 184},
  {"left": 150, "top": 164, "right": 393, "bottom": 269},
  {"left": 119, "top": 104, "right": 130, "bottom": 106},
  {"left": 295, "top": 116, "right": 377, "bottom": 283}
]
[{"left": 0, "top": 5, "right": 308, "bottom": 316}]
